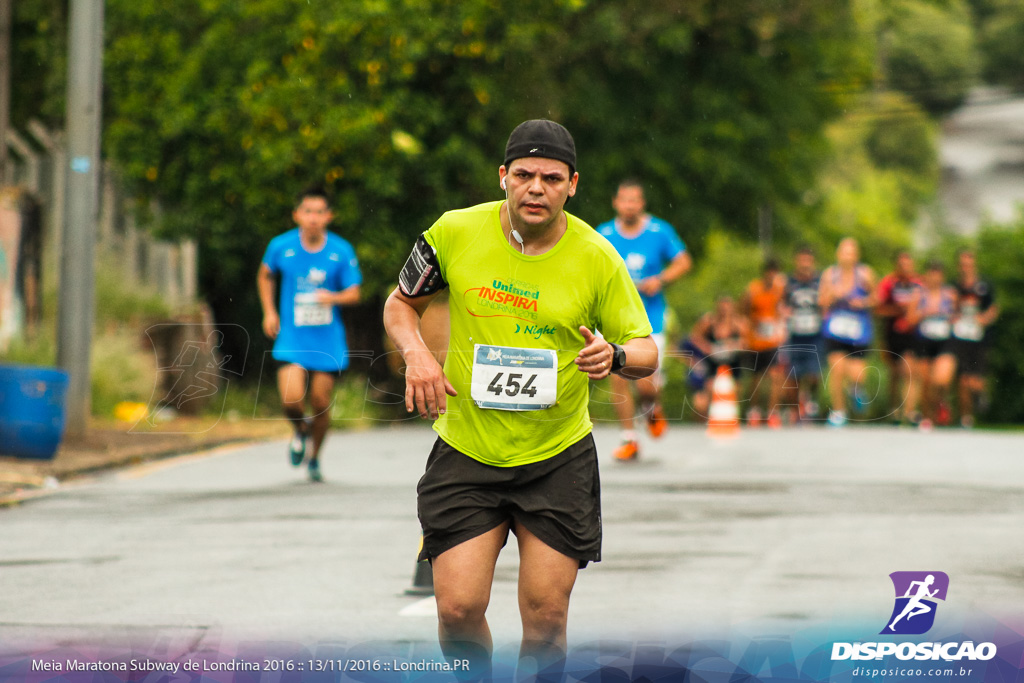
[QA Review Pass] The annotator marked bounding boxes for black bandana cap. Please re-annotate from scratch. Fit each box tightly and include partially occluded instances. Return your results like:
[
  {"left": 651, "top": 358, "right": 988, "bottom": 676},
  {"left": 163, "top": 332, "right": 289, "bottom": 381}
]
[{"left": 503, "top": 119, "right": 577, "bottom": 175}]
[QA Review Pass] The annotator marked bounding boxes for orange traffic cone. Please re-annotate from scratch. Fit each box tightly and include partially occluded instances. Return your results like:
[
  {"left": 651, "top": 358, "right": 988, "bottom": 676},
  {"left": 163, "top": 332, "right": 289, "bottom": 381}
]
[{"left": 707, "top": 366, "right": 740, "bottom": 439}]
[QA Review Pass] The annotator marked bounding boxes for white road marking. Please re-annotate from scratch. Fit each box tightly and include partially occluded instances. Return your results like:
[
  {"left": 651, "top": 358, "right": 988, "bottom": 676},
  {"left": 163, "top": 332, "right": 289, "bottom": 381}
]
[{"left": 398, "top": 597, "right": 436, "bottom": 617}]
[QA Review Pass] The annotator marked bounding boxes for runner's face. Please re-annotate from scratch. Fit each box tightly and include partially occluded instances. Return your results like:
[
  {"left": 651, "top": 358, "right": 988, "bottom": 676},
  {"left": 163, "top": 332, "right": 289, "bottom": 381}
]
[
  {"left": 501, "top": 158, "right": 577, "bottom": 231},
  {"left": 293, "top": 197, "right": 332, "bottom": 234},
  {"left": 958, "top": 252, "right": 976, "bottom": 276},
  {"left": 925, "top": 268, "right": 944, "bottom": 289},
  {"left": 794, "top": 253, "right": 814, "bottom": 276},
  {"left": 896, "top": 253, "right": 914, "bottom": 276},
  {"left": 836, "top": 239, "right": 859, "bottom": 266},
  {"left": 612, "top": 186, "right": 645, "bottom": 224}
]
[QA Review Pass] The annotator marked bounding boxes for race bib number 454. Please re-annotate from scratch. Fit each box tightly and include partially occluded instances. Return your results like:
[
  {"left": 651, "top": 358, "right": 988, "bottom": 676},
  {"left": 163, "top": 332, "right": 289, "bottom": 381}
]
[{"left": 470, "top": 344, "right": 558, "bottom": 411}]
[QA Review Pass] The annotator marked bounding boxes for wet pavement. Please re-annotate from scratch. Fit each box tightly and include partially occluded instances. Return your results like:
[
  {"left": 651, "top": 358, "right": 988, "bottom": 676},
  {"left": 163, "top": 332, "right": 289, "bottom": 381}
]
[{"left": 1, "top": 423, "right": 1023, "bottom": 654}]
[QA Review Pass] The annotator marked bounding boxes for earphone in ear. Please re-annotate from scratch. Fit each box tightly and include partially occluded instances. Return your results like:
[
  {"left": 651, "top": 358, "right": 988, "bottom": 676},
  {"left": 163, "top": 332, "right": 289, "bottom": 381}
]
[{"left": 501, "top": 174, "right": 524, "bottom": 253}]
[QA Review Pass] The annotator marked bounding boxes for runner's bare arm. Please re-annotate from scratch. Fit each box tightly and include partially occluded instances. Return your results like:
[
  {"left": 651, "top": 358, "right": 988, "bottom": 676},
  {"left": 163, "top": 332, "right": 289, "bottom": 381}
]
[
  {"left": 979, "top": 301, "right": 1000, "bottom": 327},
  {"left": 256, "top": 263, "right": 280, "bottom": 340},
  {"left": 905, "top": 289, "right": 924, "bottom": 325},
  {"left": 575, "top": 327, "right": 657, "bottom": 381},
  {"left": 853, "top": 267, "right": 878, "bottom": 309},
  {"left": 817, "top": 267, "right": 834, "bottom": 309},
  {"left": 663, "top": 250, "right": 693, "bottom": 283},
  {"left": 315, "top": 284, "right": 361, "bottom": 306},
  {"left": 383, "top": 287, "right": 457, "bottom": 420},
  {"left": 689, "top": 314, "right": 714, "bottom": 356},
  {"left": 638, "top": 251, "right": 691, "bottom": 296}
]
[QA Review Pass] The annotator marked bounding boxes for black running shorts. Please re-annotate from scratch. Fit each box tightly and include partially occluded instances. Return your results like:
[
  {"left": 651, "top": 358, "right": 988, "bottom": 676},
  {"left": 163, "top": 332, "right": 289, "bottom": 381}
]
[
  {"left": 417, "top": 434, "right": 601, "bottom": 568},
  {"left": 825, "top": 339, "right": 871, "bottom": 359},
  {"left": 952, "top": 339, "right": 988, "bottom": 375}
]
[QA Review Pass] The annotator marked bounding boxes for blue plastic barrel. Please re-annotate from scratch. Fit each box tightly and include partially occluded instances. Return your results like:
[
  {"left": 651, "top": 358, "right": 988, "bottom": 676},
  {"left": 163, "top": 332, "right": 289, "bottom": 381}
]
[{"left": 0, "top": 364, "right": 70, "bottom": 460}]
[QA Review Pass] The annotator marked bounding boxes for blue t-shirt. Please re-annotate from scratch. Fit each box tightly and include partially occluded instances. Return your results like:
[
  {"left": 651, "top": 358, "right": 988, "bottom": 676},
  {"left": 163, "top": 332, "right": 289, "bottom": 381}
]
[
  {"left": 596, "top": 216, "right": 685, "bottom": 334},
  {"left": 261, "top": 229, "right": 362, "bottom": 372}
]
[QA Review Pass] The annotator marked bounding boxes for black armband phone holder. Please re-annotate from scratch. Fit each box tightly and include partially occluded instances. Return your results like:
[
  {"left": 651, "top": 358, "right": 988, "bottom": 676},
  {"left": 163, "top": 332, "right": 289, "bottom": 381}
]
[{"left": 398, "top": 235, "right": 447, "bottom": 297}]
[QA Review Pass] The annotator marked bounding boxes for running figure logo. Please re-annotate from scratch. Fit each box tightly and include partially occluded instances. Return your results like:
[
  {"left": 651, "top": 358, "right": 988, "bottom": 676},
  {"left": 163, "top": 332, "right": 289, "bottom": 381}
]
[{"left": 881, "top": 571, "right": 949, "bottom": 635}]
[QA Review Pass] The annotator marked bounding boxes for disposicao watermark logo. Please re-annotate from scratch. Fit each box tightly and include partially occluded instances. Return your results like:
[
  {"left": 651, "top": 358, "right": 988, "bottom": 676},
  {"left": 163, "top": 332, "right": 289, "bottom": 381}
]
[
  {"left": 882, "top": 571, "right": 949, "bottom": 635},
  {"left": 831, "top": 571, "right": 997, "bottom": 663}
]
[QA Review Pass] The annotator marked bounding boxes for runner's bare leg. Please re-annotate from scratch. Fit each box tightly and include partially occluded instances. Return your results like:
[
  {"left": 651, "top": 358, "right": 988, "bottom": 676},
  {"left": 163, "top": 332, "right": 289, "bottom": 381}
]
[
  {"left": 516, "top": 524, "right": 579, "bottom": 677},
  {"left": 432, "top": 523, "right": 509, "bottom": 678}
]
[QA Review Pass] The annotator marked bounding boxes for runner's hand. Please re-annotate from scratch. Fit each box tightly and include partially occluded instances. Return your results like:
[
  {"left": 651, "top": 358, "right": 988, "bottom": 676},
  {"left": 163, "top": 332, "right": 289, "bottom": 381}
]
[
  {"left": 314, "top": 289, "right": 336, "bottom": 305},
  {"left": 637, "top": 276, "right": 662, "bottom": 296},
  {"left": 576, "top": 326, "right": 614, "bottom": 380},
  {"left": 404, "top": 349, "right": 458, "bottom": 420},
  {"left": 262, "top": 311, "right": 280, "bottom": 340}
]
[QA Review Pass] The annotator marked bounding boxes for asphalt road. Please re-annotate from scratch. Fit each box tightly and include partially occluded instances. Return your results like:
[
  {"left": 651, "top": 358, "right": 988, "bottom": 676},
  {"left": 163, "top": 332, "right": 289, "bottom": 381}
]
[{"left": 2, "top": 423, "right": 1023, "bottom": 661}]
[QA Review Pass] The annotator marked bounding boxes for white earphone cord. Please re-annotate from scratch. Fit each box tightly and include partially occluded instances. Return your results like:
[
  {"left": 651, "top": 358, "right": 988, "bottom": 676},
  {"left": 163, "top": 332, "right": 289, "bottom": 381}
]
[{"left": 503, "top": 175, "right": 525, "bottom": 253}]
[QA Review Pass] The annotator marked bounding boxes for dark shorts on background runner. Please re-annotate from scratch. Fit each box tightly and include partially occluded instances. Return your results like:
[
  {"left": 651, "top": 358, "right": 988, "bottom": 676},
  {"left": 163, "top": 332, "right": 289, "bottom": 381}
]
[
  {"left": 916, "top": 338, "right": 953, "bottom": 360},
  {"left": 825, "top": 339, "right": 870, "bottom": 359},
  {"left": 276, "top": 361, "right": 345, "bottom": 379},
  {"left": 751, "top": 347, "right": 781, "bottom": 373},
  {"left": 417, "top": 434, "right": 601, "bottom": 568},
  {"left": 781, "top": 337, "right": 824, "bottom": 379},
  {"left": 884, "top": 329, "right": 918, "bottom": 359},
  {"left": 952, "top": 340, "right": 988, "bottom": 374}
]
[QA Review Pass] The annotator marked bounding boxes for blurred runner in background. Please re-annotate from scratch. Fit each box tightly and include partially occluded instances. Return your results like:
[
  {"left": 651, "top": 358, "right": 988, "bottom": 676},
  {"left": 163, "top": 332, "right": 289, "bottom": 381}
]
[
  {"left": 819, "top": 238, "right": 876, "bottom": 427},
  {"left": 952, "top": 248, "right": 999, "bottom": 428},
  {"left": 906, "top": 261, "right": 958, "bottom": 430},
  {"left": 257, "top": 186, "right": 362, "bottom": 482},
  {"left": 741, "top": 258, "right": 787, "bottom": 428},
  {"left": 597, "top": 179, "right": 691, "bottom": 461},
  {"left": 681, "top": 295, "right": 747, "bottom": 420},
  {"left": 781, "top": 245, "right": 824, "bottom": 422},
  {"left": 875, "top": 250, "right": 922, "bottom": 424}
]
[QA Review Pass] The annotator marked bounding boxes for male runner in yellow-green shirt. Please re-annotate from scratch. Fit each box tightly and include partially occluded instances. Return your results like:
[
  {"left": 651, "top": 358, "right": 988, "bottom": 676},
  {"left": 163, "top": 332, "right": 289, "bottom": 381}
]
[{"left": 384, "top": 120, "right": 657, "bottom": 678}]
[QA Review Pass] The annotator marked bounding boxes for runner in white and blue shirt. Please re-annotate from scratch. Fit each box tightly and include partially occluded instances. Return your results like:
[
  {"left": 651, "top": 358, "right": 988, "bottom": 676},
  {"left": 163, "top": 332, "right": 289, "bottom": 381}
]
[
  {"left": 596, "top": 179, "right": 691, "bottom": 460},
  {"left": 257, "top": 187, "right": 362, "bottom": 481}
]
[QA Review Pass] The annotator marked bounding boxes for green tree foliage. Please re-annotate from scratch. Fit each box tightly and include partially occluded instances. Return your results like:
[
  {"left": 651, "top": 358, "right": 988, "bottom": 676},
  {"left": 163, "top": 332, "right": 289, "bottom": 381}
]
[
  {"left": 539, "top": 3, "right": 873, "bottom": 249},
  {"left": 882, "top": 0, "right": 978, "bottom": 114},
  {"left": 9, "top": 0, "right": 66, "bottom": 128},
  {"left": 763, "top": 92, "right": 935, "bottom": 280},
  {"left": 967, "top": 218, "right": 1024, "bottom": 423},
  {"left": 94, "top": 0, "right": 874, "bottom": 369},
  {"left": 665, "top": 228, "right": 763, "bottom": 332},
  {"left": 976, "top": 0, "right": 1024, "bottom": 92}
]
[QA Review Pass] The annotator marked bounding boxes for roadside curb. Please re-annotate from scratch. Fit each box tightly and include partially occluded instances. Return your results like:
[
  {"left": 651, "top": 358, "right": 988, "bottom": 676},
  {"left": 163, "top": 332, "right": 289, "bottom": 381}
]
[{"left": 0, "top": 435, "right": 277, "bottom": 509}]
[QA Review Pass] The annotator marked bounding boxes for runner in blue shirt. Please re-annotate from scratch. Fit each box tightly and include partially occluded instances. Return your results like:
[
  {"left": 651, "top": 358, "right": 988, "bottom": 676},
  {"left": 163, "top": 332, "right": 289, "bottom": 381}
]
[
  {"left": 596, "top": 179, "right": 691, "bottom": 461},
  {"left": 257, "top": 187, "right": 362, "bottom": 481}
]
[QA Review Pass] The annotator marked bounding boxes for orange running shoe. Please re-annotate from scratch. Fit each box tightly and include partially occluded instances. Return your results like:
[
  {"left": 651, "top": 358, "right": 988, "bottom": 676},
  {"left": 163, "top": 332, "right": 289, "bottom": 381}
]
[
  {"left": 767, "top": 412, "right": 782, "bottom": 430},
  {"left": 647, "top": 405, "right": 668, "bottom": 438},
  {"left": 613, "top": 440, "right": 640, "bottom": 462},
  {"left": 747, "top": 407, "right": 763, "bottom": 427}
]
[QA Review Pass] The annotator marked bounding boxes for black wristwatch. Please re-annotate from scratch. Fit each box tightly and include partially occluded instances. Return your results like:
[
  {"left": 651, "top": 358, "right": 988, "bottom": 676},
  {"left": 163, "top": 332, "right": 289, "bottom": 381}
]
[{"left": 609, "top": 343, "right": 627, "bottom": 374}]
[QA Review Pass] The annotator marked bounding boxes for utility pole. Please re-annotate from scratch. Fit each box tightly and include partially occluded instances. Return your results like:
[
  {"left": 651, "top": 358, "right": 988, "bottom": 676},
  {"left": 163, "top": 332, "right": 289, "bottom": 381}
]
[
  {"left": 57, "top": 0, "right": 104, "bottom": 438},
  {"left": 0, "top": 0, "right": 11, "bottom": 184}
]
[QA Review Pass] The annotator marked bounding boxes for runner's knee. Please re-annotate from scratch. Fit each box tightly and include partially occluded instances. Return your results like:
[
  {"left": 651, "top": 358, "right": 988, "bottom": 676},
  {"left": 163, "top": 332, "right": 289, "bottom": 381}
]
[
  {"left": 520, "top": 597, "right": 569, "bottom": 639},
  {"left": 282, "top": 400, "right": 304, "bottom": 416},
  {"left": 309, "top": 395, "right": 333, "bottom": 414},
  {"left": 436, "top": 595, "right": 488, "bottom": 632}
]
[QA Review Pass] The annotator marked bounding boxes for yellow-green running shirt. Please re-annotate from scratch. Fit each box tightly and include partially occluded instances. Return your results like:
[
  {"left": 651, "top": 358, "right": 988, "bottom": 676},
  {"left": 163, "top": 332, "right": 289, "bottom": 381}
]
[{"left": 423, "top": 201, "right": 652, "bottom": 467}]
